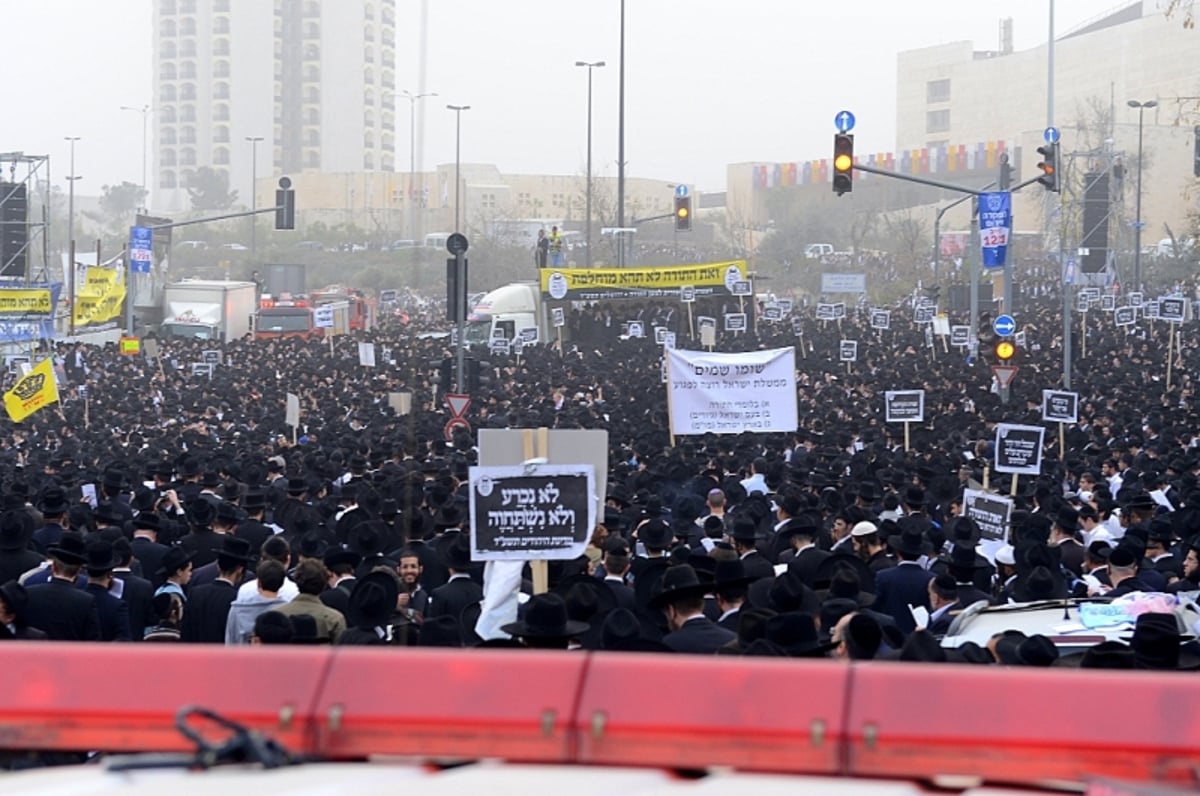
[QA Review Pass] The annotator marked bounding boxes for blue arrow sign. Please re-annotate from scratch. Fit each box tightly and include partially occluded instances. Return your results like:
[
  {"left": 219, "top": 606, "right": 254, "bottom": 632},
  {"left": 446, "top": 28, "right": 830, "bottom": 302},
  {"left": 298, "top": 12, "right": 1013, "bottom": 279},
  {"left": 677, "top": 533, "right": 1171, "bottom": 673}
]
[
  {"left": 835, "top": 110, "right": 856, "bottom": 133},
  {"left": 993, "top": 314, "right": 1016, "bottom": 337},
  {"left": 674, "top": 184, "right": 688, "bottom": 198},
  {"left": 1044, "top": 126, "right": 1060, "bottom": 144}
]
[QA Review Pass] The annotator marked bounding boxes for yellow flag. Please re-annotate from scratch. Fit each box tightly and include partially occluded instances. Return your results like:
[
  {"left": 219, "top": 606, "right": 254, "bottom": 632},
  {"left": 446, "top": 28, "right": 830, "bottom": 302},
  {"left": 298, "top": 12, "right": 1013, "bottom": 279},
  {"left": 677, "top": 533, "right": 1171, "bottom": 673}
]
[{"left": 4, "top": 357, "right": 59, "bottom": 423}]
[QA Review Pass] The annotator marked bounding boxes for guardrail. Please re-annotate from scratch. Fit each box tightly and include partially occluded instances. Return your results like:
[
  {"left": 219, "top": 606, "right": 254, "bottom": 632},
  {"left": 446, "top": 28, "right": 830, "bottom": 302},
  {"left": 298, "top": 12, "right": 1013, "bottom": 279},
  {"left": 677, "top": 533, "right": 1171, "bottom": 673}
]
[{"left": 2, "top": 643, "right": 1197, "bottom": 788}]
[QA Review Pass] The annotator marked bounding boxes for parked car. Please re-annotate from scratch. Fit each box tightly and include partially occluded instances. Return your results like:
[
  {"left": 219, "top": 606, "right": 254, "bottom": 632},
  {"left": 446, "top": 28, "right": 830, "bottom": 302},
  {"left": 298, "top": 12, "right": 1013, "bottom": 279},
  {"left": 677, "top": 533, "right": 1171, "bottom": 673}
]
[
  {"left": 178, "top": 240, "right": 207, "bottom": 249},
  {"left": 388, "top": 239, "right": 418, "bottom": 250},
  {"left": 293, "top": 240, "right": 325, "bottom": 251},
  {"left": 221, "top": 242, "right": 249, "bottom": 251}
]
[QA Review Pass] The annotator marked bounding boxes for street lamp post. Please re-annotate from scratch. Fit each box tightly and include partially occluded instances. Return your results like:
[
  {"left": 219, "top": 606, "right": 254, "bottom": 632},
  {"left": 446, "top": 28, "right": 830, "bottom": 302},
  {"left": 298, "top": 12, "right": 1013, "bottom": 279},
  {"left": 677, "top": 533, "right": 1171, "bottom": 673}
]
[
  {"left": 446, "top": 104, "right": 470, "bottom": 233},
  {"left": 120, "top": 104, "right": 152, "bottom": 211},
  {"left": 64, "top": 137, "right": 81, "bottom": 247},
  {"left": 402, "top": 90, "right": 437, "bottom": 242},
  {"left": 617, "top": 0, "right": 626, "bottom": 266},
  {"left": 245, "top": 136, "right": 263, "bottom": 252},
  {"left": 574, "top": 61, "right": 605, "bottom": 267},
  {"left": 1128, "top": 99, "right": 1157, "bottom": 292}
]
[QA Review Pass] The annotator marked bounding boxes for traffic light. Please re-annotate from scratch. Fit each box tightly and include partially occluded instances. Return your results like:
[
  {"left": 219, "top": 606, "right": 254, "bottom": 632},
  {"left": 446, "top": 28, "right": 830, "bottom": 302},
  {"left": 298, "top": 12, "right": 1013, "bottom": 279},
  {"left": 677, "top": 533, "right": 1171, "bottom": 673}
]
[
  {"left": 674, "top": 195, "right": 692, "bottom": 231},
  {"left": 1036, "top": 142, "right": 1060, "bottom": 192},
  {"left": 436, "top": 357, "right": 453, "bottom": 389},
  {"left": 994, "top": 338, "right": 1017, "bottom": 363},
  {"left": 832, "top": 133, "right": 854, "bottom": 196},
  {"left": 465, "top": 358, "right": 492, "bottom": 393},
  {"left": 275, "top": 176, "right": 295, "bottom": 230}
]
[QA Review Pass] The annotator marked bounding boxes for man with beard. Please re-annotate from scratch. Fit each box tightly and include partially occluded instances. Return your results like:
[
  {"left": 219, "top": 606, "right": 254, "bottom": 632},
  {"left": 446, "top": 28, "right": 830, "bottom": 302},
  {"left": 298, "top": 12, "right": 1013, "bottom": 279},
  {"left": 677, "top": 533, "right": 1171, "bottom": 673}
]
[{"left": 396, "top": 548, "right": 430, "bottom": 622}]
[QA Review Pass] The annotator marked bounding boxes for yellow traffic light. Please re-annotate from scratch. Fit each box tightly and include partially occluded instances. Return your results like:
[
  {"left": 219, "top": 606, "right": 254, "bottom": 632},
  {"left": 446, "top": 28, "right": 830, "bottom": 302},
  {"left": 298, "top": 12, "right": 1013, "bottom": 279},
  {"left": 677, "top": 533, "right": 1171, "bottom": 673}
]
[
  {"left": 995, "top": 339, "right": 1016, "bottom": 361},
  {"left": 674, "top": 196, "right": 692, "bottom": 231},
  {"left": 832, "top": 133, "right": 854, "bottom": 195},
  {"left": 834, "top": 154, "right": 852, "bottom": 172}
]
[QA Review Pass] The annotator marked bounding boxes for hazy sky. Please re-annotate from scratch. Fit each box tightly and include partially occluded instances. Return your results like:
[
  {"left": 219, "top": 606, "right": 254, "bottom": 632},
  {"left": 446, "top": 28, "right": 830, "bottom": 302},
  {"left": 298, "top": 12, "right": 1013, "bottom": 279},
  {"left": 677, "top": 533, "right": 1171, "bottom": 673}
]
[{"left": 1, "top": 0, "right": 1113, "bottom": 199}]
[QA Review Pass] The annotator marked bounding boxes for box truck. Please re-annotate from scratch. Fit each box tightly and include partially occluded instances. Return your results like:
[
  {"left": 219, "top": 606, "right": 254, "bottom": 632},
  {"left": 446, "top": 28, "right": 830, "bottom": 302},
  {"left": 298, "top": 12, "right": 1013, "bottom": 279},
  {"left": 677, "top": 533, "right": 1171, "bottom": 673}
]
[{"left": 158, "top": 280, "right": 257, "bottom": 343}]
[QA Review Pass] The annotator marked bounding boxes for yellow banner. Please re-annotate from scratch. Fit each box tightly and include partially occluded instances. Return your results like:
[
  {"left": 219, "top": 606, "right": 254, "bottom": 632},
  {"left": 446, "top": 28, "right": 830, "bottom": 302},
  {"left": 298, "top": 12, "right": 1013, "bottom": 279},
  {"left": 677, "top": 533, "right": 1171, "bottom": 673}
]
[
  {"left": 539, "top": 260, "right": 748, "bottom": 301},
  {"left": 4, "top": 357, "right": 59, "bottom": 423},
  {"left": 0, "top": 289, "right": 53, "bottom": 317},
  {"left": 73, "top": 268, "right": 126, "bottom": 329}
]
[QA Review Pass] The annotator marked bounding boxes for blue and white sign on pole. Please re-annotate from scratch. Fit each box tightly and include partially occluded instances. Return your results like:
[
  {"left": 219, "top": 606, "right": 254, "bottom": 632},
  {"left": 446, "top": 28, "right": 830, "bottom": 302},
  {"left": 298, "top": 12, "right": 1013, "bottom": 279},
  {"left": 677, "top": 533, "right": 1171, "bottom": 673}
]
[
  {"left": 1064, "top": 255, "right": 1077, "bottom": 286},
  {"left": 1044, "top": 126, "right": 1060, "bottom": 144},
  {"left": 993, "top": 314, "right": 1016, "bottom": 337},
  {"left": 978, "top": 191, "right": 1012, "bottom": 269},
  {"left": 129, "top": 225, "right": 153, "bottom": 274},
  {"left": 674, "top": 184, "right": 689, "bottom": 199},
  {"left": 834, "top": 110, "right": 856, "bottom": 133}
]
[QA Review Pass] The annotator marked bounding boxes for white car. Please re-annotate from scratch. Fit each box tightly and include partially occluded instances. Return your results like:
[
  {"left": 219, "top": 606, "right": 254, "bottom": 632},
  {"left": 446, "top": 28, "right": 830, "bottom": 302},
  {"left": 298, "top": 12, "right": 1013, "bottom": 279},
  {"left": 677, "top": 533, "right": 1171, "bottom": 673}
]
[
  {"left": 221, "top": 242, "right": 249, "bottom": 251},
  {"left": 177, "top": 240, "right": 207, "bottom": 249}
]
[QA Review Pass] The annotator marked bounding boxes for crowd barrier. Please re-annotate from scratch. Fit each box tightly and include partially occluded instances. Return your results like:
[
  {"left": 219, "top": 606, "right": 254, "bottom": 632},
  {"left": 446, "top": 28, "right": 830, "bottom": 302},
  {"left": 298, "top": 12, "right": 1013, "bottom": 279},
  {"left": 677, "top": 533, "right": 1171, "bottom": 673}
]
[{"left": 2, "top": 643, "right": 1198, "bottom": 788}]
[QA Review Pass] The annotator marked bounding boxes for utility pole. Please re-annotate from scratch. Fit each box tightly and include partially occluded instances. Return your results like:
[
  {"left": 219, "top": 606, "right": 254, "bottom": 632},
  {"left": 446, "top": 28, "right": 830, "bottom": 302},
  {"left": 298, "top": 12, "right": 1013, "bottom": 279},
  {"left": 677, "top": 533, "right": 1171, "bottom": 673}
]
[{"left": 246, "top": 136, "right": 263, "bottom": 252}]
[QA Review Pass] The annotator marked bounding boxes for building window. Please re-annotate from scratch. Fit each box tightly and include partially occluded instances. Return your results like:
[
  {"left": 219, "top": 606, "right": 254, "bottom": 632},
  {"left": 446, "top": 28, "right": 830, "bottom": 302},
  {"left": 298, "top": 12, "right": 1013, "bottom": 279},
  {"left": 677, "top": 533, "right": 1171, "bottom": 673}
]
[
  {"left": 160, "top": 170, "right": 177, "bottom": 189},
  {"left": 365, "top": 45, "right": 374, "bottom": 63},
  {"left": 180, "top": 169, "right": 195, "bottom": 187},
  {"left": 180, "top": 0, "right": 195, "bottom": 11},
  {"left": 213, "top": 125, "right": 230, "bottom": 143},
  {"left": 160, "top": 84, "right": 177, "bottom": 102},
  {"left": 160, "top": 0, "right": 176, "bottom": 13},
  {"left": 180, "top": 125, "right": 196, "bottom": 144},
  {"left": 364, "top": 23, "right": 374, "bottom": 40},
  {"left": 213, "top": 146, "right": 230, "bottom": 165},
  {"left": 160, "top": 128, "right": 177, "bottom": 145},
  {"left": 926, "top": 79, "right": 951, "bottom": 104},
  {"left": 926, "top": 109, "right": 950, "bottom": 134},
  {"left": 161, "top": 63, "right": 177, "bottom": 80},
  {"left": 213, "top": 59, "right": 230, "bottom": 78},
  {"left": 364, "top": 132, "right": 375, "bottom": 148},
  {"left": 159, "top": 19, "right": 176, "bottom": 36},
  {"left": 180, "top": 38, "right": 196, "bottom": 57},
  {"left": 364, "top": 66, "right": 374, "bottom": 84},
  {"left": 213, "top": 81, "right": 230, "bottom": 99},
  {"left": 160, "top": 41, "right": 177, "bottom": 58},
  {"left": 364, "top": 110, "right": 375, "bottom": 127},
  {"left": 180, "top": 147, "right": 196, "bottom": 166},
  {"left": 213, "top": 39, "right": 230, "bottom": 56},
  {"left": 365, "top": 2, "right": 374, "bottom": 19},
  {"left": 307, "top": 130, "right": 321, "bottom": 146},
  {"left": 552, "top": 193, "right": 565, "bottom": 208},
  {"left": 214, "top": 0, "right": 229, "bottom": 10},
  {"left": 482, "top": 193, "right": 497, "bottom": 209},
  {"left": 305, "top": 22, "right": 320, "bottom": 39},
  {"left": 180, "top": 60, "right": 196, "bottom": 79},
  {"left": 305, "top": 87, "right": 320, "bottom": 103},
  {"left": 305, "top": 65, "right": 320, "bottom": 83},
  {"left": 381, "top": 153, "right": 394, "bottom": 171},
  {"left": 179, "top": 17, "right": 196, "bottom": 36},
  {"left": 306, "top": 151, "right": 320, "bottom": 169},
  {"left": 160, "top": 149, "right": 177, "bottom": 166},
  {"left": 381, "top": 133, "right": 393, "bottom": 151},
  {"left": 304, "top": 0, "right": 320, "bottom": 16},
  {"left": 213, "top": 16, "right": 230, "bottom": 34},
  {"left": 180, "top": 104, "right": 196, "bottom": 122},
  {"left": 518, "top": 192, "right": 531, "bottom": 206},
  {"left": 305, "top": 108, "right": 319, "bottom": 125},
  {"left": 180, "top": 82, "right": 196, "bottom": 101},
  {"left": 213, "top": 103, "right": 230, "bottom": 121},
  {"left": 160, "top": 105, "right": 177, "bottom": 123},
  {"left": 364, "top": 153, "right": 375, "bottom": 169},
  {"left": 304, "top": 44, "right": 320, "bottom": 60}
]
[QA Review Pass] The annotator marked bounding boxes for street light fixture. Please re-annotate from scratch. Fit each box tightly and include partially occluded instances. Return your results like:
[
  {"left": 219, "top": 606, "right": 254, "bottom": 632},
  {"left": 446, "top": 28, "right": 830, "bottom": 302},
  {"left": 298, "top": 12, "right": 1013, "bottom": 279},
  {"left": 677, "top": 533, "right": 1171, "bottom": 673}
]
[
  {"left": 574, "top": 60, "right": 605, "bottom": 267},
  {"left": 446, "top": 104, "right": 470, "bottom": 233},
  {"left": 1127, "top": 99, "right": 1156, "bottom": 291},
  {"left": 120, "top": 104, "right": 153, "bottom": 211},
  {"left": 245, "top": 136, "right": 264, "bottom": 252},
  {"left": 402, "top": 90, "right": 437, "bottom": 242}
]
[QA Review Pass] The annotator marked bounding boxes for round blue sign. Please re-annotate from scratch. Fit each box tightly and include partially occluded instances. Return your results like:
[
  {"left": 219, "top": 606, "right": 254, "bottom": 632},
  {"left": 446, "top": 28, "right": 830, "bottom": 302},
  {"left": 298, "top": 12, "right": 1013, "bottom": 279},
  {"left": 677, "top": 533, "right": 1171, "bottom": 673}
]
[
  {"left": 835, "top": 110, "right": 856, "bottom": 133},
  {"left": 1043, "top": 126, "right": 1060, "bottom": 143},
  {"left": 993, "top": 314, "right": 1016, "bottom": 337}
]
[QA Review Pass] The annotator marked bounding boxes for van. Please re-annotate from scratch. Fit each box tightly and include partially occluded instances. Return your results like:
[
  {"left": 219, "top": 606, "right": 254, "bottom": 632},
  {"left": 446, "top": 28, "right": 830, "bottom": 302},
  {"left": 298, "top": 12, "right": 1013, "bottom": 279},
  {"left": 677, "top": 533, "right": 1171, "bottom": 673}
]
[
  {"left": 804, "top": 243, "right": 833, "bottom": 259},
  {"left": 424, "top": 232, "right": 451, "bottom": 250}
]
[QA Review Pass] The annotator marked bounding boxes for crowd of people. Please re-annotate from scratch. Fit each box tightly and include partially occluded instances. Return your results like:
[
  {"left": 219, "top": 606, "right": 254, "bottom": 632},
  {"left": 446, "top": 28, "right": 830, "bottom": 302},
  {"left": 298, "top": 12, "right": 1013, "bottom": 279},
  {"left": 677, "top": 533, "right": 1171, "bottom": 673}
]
[{"left": 0, "top": 277, "right": 1197, "bottom": 670}]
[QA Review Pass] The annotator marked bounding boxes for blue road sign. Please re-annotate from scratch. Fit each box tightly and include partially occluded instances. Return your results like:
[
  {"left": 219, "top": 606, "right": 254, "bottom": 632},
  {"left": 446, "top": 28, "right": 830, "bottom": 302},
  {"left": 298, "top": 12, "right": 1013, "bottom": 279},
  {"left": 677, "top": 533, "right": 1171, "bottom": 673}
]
[
  {"left": 674, "top": 184, "right": 688, "bottom": 198},
  {"left": 993, "top": 314, "right": 1016, "bottom": 337},
  {"left": 129, "top": 225, "right": 152, "bottom": 274},
  {"left": 1044, "top": 126, "right": 1060, "bottom": 144},
  {"left": 835, "top": 110, "right": 856, "bottom": 133}
]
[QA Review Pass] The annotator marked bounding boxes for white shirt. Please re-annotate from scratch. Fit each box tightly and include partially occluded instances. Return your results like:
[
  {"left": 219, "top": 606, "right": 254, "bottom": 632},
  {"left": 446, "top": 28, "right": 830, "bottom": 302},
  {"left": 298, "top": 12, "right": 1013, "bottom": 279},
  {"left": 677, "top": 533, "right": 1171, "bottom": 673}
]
[{"left": 237, "top": 577, "right": 298, "bottom": 602}]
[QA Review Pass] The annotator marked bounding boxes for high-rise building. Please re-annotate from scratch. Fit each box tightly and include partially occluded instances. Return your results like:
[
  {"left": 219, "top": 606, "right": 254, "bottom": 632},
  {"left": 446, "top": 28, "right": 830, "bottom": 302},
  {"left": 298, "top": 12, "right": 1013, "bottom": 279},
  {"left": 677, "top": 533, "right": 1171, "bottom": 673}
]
[{"left": 152, "top": 0, "right": 396, "bottom": 213}]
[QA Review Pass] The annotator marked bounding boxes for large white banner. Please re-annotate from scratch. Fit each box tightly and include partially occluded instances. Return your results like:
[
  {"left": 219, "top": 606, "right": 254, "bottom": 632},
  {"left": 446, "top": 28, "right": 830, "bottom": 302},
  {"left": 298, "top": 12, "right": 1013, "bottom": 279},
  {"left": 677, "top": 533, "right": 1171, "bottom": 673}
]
[{"left": 666, "top": 347, "right": 797, "bottom": 435}]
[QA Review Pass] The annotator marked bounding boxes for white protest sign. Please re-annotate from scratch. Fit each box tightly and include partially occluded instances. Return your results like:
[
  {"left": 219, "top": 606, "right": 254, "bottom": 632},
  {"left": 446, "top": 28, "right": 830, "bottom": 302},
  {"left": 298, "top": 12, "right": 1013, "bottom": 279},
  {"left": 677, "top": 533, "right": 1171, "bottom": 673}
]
[
  {"left": 994, "top": 423, "right": 1045, "bottom": 475},
  {"left": 1042, "top": 390, "right": 1079, "bottom": 423},
  {"left": 357, "top": 342, "right": 376, "bottom": 367},
  {"left": 885, "top": 390, "right": 924, "bottom": 423},
  {"left": 666, "top": 347, "right": 797, "bottom": 436},
  {"left": 285, "top": 392, "right": 301, "bottom": 428},
  {"left": 468, "top": 464, "right": 596, "bottom": 562}
]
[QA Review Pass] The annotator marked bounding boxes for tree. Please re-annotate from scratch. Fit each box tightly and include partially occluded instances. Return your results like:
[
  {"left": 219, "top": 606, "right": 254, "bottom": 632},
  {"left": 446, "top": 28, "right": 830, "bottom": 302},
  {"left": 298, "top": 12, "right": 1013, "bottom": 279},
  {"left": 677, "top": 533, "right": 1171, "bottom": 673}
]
[
  {"left": 1166, "top": 0, "right": 1196, "bottom": 28},
  {"left": 187, "top": 167, "right": 239, "bottom": 211},
  {"left": 97, "top": 181, "right": 146, "bottom": 228}
]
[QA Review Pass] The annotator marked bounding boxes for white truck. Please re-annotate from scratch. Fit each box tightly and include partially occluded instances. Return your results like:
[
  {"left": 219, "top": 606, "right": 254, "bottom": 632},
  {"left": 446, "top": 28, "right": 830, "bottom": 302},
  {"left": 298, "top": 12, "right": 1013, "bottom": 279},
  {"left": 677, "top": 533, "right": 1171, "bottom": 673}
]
[
  {"left": 158, "top": 280, "right": 257, "bottom": 343},
  {"left": 464, "top": 281, "right": 550, "bottom": 347}
]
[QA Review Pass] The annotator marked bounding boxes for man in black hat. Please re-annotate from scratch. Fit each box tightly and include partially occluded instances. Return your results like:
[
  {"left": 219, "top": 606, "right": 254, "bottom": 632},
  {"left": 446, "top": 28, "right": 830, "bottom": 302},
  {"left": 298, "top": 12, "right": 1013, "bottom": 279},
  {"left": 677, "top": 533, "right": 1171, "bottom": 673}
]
[
  {"left": 1051, "top": 507, "right": 1086, "bottom": 578},
  {"left": 320, "top": 547, "right": 361, "bottom": 616},
  {"left": 179, "top": 499, "right": 223, "bottom": 568},
  {"left": 24, "top": 532, "right": 101, "bottom": 641},
  {"left": 113, "top": 538, "right": 154, "bottom": 641},
  {"left": 82, "top": 540, "right": 132, "bottom": 641},
  {"left": 600, "top": 541, "right": 636, "bottom": 611},
  {"left": 30, "top": 487, "right": 70, "bottom": 555},
  {"left": 426, "top": 534, "right": 482, "bottom": 639},
  {"left": 502, "top": 592, "right": 590, "bottom": 650},
  {"left": 235, "top": 489, "right": 275, "bottom": 553},
  {"left": 0, "top": 580, "right": 46, "bottom": 640},
  {"left": 712, "top": 559, "right": 754, "bottom": 631},
  {"left": 130, "top": 513, "right": 170, "bottom": 589},
  {"left": 180, "top": 537, "right": 252, "bottom": 643},
  {"left": 0, "top": 510, "right": 43, "bottom": 585},
  {"left": 924, "top": 574, "right": 960, "bottom": 636},
  {"left": 1101, "top": 546, "right": 1153, "bottom": 598},
  {"left": 338, "top": 571, "right": 398, "bottom": 645},
  {"left": 728, "top": 516, "right": 774, "bottom": 581},
  {"left": 871, "top": 527, "right": 934, "bottom": 635},
  {"left": 650, "top": 564, "right": 734, "bottom": 654}
]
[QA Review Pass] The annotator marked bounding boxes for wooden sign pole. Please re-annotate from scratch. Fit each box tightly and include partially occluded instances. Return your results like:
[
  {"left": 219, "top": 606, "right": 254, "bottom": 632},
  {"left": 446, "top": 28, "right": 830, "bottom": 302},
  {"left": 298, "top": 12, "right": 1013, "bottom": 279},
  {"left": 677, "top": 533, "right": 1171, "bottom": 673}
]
[
  {"left": 687, "top": 302, "right": 695, "bottom": 340},
  {"left": 983, "top": 463, "right": 990, "bottom": 492},
  {"left": 1010, "top": 473, "right": 1018, "bottom": 498},
  {"left": 1166, "top": 321, "right": 1177, "bottom": 391},
  {"left": 1059, "top": 422, "right": 1065, "bottom": 460},
  {"left": 664, "top": 354, "right": 676, "bottom": 448},
  {"left": 903, "top": 421, "right": 910, "bottom": 452},
  {"left": 522, "top": 428, "right": 552, "bottom": 595}
]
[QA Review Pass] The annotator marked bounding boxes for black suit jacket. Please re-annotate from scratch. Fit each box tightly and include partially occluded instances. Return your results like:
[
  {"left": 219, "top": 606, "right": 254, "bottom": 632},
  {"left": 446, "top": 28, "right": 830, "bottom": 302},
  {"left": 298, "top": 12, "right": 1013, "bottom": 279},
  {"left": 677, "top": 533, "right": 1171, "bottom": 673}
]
[
  {"left": 740, "top": 551, "right": 776, "bottom": 582},
  {"left": 872, "top": 562, "right": 934, "bottom": 634},
  {"left": 428, "top": 576, "right": 484, "bottom": 628},
  {"left": 180, "top": 530, "right": 224, "bottom": 569},
  {"left": 131, "top": 537, "right": 170, "bottom": 587},
  {"left": 85, "top": 582, "right": 132, "bottom": 641},
  {"left": 603, "top": 577, "right": 637, "bottom": 611},
  {"left": 663, "top": 616, "right": 736, "bottom": 654},
  {"left": 181, "top": 580, "right": 238, "bottom": 643},
  {"left": 787, "top": 546, "right": 832, "bottom": 587},
  {"left": 320, "top": 578, "right": 356, "bottom": 616},
  {"left": 0, "top": 548, "right": 45, "bottom": 585},
  {"left": 115, "top": 571, "right": 155, "bottom": 640},
  {"left": 235, "top": 519, "right": 273, "bottom": 554},
  {"left": 25, "top": 577, "right": 101, "bottom": 641}
]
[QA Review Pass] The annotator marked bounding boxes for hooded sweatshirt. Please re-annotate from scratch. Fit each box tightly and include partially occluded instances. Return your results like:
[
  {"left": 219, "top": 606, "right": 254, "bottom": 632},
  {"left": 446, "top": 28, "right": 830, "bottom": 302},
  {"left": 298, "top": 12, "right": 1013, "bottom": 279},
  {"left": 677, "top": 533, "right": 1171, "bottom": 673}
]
[{"left": 224, "top": 591, "right": 285, "bottom": 645}]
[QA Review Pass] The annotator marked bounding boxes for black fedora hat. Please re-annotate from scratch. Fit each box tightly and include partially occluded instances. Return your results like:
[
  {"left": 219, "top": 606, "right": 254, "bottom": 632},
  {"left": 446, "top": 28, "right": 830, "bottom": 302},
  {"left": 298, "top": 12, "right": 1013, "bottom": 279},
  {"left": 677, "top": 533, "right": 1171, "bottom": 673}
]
[
  {"left": 945, "top": 516, "right": 982, "bottom": 547},
  {"left": 945, "top": 543, "right": 990, "bottom": 571},
  {"left": 553, "top": 573, "right": 617, "bottom": 619},
  {"left": 439, "top": 532, "right": 473, "bottom": 570},
  {"left": 501, "top": 592, "right": 590, "bottom": 640},
  {"left": 889, "top": 528, "right": 928, "bottom": 558},
  {"left": 816, "top": 564, "right": 875, "bottom": 608},
  {"left": 185, "top": 499, "right": 216, "bottom": 528},
  {"left": 600, "top": 607, "right": 670, "bottom": 652},
  {"left": 713, "top": 559, "right": 756, "bottom": 591},
  {"left": 91, "top": 501, "right": 123, "bottom": 526},
  {"left": 0, "top": 579, "right": 30, "bottom": 620},
  {"left": 350, "top": 521, "right": 386, "bottom": 558},
  {"left": 133, "top": 512, "right": 161, "bottom": 532},
  {"left": 297, "top": 533, "right": 330, "bottom": 559},
  {"left": 637, "top": 518, "right": 673, "bottom": 550},
  {"left": 286, "top": 477, "right": 308, "bottom": 496},
  {"left": 47, "top": 532, "right": 87, "bottom": 565},
  {"left": 347, "top": 571, "right": 399, "bottom": 629},
  {"left": 418, "top": 613, "right": 465, "bottom": 647},
  {"left": 84, "top": 539, "right": 122, "bottom": 571},
  {"left": 0, "top": 510, "right": 33, "bottom": 552},
  {"left": 1122, "top": 612, "right": 1200, "bottom": 670},
  {"left": 215, "top": 535, "right": 255, "bottom": 565},
  {"left": 157, "top": 546, "right": 194, "bottom": 578},
  {"left": 648, "top": 563, "right": 712, "bottom": 609},
  {"left": 38, "top": 488, "right": 69, "bottom": 516},
  {"left": 101, "top": 469, "right": 127, "bottom": 490},
  {"left": 323, "top": 545, "right": 362, "bottom": 571},
  {"left": 1013, "top": 565, "right": 1066, "bottom": 602},
  {"left": 812, "top": 553, "right": 876, "bottom": 595},
  {"left": 765, "top": 612, "right": 836, "bottom": 657},
  {"left": 242, "top": 489, "right": 268, "bottom": 510}
]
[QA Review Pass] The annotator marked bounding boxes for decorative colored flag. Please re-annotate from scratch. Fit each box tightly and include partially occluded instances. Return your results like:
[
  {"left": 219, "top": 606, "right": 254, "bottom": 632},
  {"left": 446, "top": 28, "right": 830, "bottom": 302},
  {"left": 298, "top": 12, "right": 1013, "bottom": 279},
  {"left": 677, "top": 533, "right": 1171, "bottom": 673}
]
[{"left": 4, "top": 357, "right": 58, "bottom": 423}]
